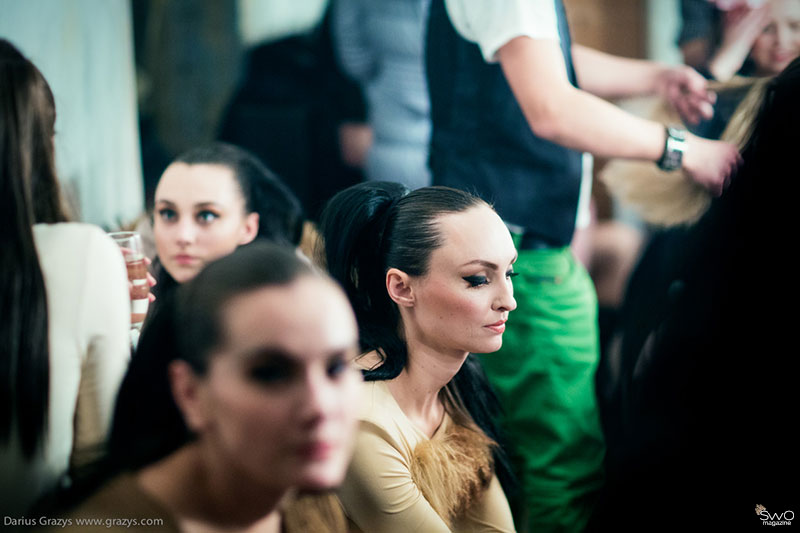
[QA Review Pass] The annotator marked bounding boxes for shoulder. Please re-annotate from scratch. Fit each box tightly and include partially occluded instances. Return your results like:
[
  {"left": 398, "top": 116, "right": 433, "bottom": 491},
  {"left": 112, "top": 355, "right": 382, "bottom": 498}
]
[
  {"left": 353, "top": 380, "right": 422, "bottom": 460},
  {"left": 53, "top": 474, "right": 179, "bottom": 532},
  {"left": 443, "top": 0, "right": 560, "bottom": 62},
  {"left": 33, "top": 223, "right": 121, "bottom": 261}
]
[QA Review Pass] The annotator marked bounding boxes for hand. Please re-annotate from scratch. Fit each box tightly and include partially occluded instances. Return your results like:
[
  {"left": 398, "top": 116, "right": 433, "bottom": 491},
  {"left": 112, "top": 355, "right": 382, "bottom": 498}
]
[
  {"left": 682, "top": 133, "right": 743, "bottom": 196},
  {"left": 127, "top": 255, "right": 157, "bottom": 303},
  {"left": 708, "top": 4, "right": 771, "bottom": 80},
  {"left": 656, "top": 65, "right": 716, "bottom": 125},
  {"left": 144, "top": 256, "right": 157, "bottom": 303}
]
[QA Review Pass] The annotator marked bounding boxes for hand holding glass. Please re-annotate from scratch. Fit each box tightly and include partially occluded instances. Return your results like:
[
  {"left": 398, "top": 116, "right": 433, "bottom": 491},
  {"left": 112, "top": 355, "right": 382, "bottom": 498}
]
[{"left": 108, "top": 231, "right": 150, "bottom": 330}]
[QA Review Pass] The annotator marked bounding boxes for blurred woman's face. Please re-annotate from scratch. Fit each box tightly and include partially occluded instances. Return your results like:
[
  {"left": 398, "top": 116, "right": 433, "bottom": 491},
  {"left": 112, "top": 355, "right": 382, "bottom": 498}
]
[
  {"left": 751, "top": 0, "right": 800, "bottom": 75},
  {"left": 399, "top": 205, "right": 518, "bottom": 358},
  {"left": 154, "top": 163, "right": 259, "bottom": 283},
  {"left": 185, "top": 277, "right": 361, "bottom": 491}
]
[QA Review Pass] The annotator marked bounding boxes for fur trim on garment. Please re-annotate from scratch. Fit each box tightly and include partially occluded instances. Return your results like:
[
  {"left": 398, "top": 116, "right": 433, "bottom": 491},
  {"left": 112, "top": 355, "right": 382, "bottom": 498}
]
[
  {"left": 408, "top": 422, "right": 496, "bottom": 527},
  {"left": 283, "top": 492, "right": 348, "bottom": 533}
]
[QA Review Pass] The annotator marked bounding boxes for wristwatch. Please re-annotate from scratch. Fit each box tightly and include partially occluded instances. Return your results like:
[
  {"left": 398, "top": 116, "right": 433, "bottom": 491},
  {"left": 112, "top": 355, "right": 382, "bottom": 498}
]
[{"left": 657, "top": 126, "right": 688, "bottom": 172}]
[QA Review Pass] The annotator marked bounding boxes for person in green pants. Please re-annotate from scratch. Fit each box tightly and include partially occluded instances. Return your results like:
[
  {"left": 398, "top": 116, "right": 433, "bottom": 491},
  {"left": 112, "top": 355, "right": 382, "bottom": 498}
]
[{"left": 426, "top": 0, "right": 740, "bottom": 529}]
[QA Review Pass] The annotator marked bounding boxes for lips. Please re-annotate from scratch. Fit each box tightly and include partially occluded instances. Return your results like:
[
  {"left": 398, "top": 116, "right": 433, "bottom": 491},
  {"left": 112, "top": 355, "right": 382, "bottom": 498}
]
[
  {"left": 296, "top": 440, "right": 336, "bottom": 461},
  {"left": 174, "top": 254, "right": 198, "bottom": 266},
  {"left": 485, "top": 320, "right": 506, "bottom": 334}
]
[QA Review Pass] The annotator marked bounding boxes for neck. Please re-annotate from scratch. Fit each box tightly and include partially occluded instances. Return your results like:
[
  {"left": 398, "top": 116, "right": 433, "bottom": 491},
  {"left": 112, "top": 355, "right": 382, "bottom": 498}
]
[
  {"left": 137, "top": 444, "right": 286, "bottom": 532},
  {"left": 387, "top": 336, "right": 469, "bottom": 437}
]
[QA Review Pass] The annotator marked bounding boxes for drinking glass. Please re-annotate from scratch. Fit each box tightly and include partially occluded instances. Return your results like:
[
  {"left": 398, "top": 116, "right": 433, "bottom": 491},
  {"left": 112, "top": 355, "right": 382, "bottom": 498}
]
[{"left": 108, "top": 231, "right": 150, "bottom": 331}]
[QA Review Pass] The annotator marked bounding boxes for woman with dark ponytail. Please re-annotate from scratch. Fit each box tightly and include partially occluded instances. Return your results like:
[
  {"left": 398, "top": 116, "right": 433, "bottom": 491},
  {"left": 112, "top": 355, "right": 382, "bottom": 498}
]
[
  {"left": 0, "top": 39, "right": 130, "bottom": 515},
  {"left": 320, "top": 181, "right": 519, "bottom": 532}
]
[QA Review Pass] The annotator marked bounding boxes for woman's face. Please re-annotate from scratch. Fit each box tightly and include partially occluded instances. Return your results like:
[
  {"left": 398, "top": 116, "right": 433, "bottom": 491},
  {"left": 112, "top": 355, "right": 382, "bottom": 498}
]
[
  {"left": 401, "top": 205, "right": 518, "bottom": 357},
  {"left": 184, "top": 277, "right": 361, "bottom": 492},
  {"left": 751, "top": 0, "right": 800, "bottom": 75},
  {"left": 154, "top": 163, "right": 259, "bottom": 283}
]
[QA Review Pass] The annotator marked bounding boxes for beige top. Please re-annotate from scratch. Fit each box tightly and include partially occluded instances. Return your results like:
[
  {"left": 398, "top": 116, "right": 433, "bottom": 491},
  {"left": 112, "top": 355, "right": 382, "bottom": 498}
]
[
  {"left": 1, "top": 223, "right": 130, "bottom": 515},
  {"left": 338, "top": 380, "right": 516, "bottom": 533}
]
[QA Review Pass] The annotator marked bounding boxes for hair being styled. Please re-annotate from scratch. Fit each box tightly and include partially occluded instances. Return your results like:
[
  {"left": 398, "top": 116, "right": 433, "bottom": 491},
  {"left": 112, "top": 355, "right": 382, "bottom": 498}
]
[
  {"left": 0, "top": 39, "right": 68, "bottom": 459},
  {"left": 109, "top": 242, "right": 314, "bottom": 471},
  {"left": 173, "top": 142, "right": 304, "bottom": 247},
  {"left": 319, "top": 181, "right": 518, "bottom": 501}
]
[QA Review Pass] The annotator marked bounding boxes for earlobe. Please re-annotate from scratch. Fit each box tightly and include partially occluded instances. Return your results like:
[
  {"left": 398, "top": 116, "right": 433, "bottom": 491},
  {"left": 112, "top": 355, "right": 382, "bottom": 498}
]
[
  {"left": 386, "top": 268, "right": 415, "bottom": 307},
  {"left": 239, "top": 212, "right": 260, "bottom": 245},
  {"left": 169, "top": 360, "right": 207, "bottom": 432}
]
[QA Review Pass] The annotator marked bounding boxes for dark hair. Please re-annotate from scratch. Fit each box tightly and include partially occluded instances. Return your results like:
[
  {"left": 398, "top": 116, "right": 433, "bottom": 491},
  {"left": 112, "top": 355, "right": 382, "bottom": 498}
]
[
  {"left": 319, "top": 181, "right": 518, "bottom": 498},
  {"left": 151, "top": 142, "right": 305, "bottom": 301},
  {"left": 320, "top": 182, "right": 485, "bottom": 379},
  {"left": 109, "top": 242, "right": 314, "bottom": 471},
  {"left": 0, "top": 39, "right": 68, "bottom": 458},
  {"left": 173, "top": 142, "right": 304, "bottom": 247}
]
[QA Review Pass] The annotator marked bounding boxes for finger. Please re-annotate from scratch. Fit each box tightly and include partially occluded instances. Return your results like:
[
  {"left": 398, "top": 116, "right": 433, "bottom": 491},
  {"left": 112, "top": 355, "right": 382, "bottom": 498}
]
[
  {"left": 149, "top": 293, "right": 156, "bottom": 303},
  {"left": 147, "top": 272, "right": 157, "bottom": 287},
  {"left": 144, "top": 256, "right": 152, "bottom": 266},
  {"left": 682, "top": 67, "right": 709, "bottom": 97}
]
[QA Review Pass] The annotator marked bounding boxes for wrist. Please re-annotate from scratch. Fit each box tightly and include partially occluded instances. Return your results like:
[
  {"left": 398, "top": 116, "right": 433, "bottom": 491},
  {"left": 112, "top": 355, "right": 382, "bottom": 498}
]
[{"left": 656, "top": 126, "right": 689, "bottom": 172}]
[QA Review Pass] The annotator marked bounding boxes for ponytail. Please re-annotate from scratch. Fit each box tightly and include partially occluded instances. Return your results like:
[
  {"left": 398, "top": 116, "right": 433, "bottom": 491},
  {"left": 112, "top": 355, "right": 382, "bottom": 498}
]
[{"left": 320, "top": 181, "right": 409, "bottom": 381}]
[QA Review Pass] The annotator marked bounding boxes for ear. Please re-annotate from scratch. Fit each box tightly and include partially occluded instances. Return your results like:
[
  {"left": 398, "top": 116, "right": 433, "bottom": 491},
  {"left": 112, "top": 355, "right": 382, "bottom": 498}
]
[
  {"left": 386, "top": 268, "right": 415, "bottom": 308},
  {"left": 238, "top": 212, "right": 260, "bottom": 245},
  {"left": 168, "top": 360, "right": 208, "bottom": 433}
]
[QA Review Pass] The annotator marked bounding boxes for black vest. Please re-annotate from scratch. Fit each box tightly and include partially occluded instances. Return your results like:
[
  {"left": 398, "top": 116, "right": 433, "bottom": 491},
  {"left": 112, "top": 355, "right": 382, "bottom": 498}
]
[{"left": 426, "top": 0, "right": 582, "bottom": 247}]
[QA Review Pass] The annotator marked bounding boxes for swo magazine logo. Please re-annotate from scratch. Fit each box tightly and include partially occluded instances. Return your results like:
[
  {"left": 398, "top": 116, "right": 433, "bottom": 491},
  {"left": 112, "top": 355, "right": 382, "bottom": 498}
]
[{"left": 757, "top": 504, "right": 794, "bottom": 527}]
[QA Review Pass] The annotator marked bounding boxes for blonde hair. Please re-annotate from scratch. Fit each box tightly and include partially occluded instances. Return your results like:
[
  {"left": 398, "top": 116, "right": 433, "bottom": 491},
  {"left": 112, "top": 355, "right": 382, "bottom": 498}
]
[{"left": 601, "top": 77, "right": 770, "bottom": 227}]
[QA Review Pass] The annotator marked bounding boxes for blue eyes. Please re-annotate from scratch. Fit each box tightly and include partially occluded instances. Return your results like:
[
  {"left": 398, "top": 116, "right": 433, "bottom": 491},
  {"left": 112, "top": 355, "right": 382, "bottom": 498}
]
[
  {"left": 155, "top": 208, "right": 219, "bottom": 224},
  {"left": 196, "top": 210, "right": 219, "bottom": 224},
  {"left": 462, "top": 270, "right": 518, "bottom": 288},
  {"left": 157, "top": 208, "right": 176, "bottom": 222}
]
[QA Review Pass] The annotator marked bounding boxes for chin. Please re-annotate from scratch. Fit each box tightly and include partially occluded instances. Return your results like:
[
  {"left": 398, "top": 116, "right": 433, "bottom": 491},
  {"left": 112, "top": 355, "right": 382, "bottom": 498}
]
[
  {"left": 468, "top": 338, "right": 504, "bottom": 355},
  {"left": 295, "top": 464, "right": 348, "bottom": 491},
  {"left": 169, "top": 266, "right": 199, "bottom": 284}
]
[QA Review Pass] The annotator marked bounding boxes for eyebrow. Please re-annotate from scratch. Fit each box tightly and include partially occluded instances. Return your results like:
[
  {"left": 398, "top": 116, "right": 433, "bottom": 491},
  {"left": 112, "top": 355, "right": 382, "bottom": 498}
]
[
  {"left": 459, "top": 255, "right": 518, "bottom": 269},
  {"left": 154, "top": 199, "right": 223, "bottom": 210}
]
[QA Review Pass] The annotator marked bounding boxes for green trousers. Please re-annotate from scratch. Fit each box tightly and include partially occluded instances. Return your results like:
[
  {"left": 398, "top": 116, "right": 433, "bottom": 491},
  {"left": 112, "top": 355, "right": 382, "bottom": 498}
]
[{"left": 479, "top": 246, "right": 605, "bottom": 532}]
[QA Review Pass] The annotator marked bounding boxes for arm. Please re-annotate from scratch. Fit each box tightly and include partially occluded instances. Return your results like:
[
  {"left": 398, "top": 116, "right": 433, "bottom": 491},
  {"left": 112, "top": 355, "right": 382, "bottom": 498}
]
[
  {"left": 456, "top": 476, "right": 516, "bottom": 533},
  {"left": 338, "top": 424, "right": 453, "bottom": 533},
  {"left": 497, "top": 37, "right": 741, "bottom": 195},
  {"left": 572, "top": 44, "right": 714, "bottom": 124},
  {"left": 678, "top": 0, "right": 720, "bottom": 69},
  {"left": 707, "top": 5, "right": 771, "bottom": 81},
  {"left": 71, "top": 230, "right": 131, "bottom": 469}
]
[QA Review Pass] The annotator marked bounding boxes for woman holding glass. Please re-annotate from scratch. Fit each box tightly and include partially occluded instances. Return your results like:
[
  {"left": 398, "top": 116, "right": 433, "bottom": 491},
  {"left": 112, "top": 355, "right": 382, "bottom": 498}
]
[
  {"left": 0, "top": 39, "right": 130, "bottom": 516},
  {"left": 150, "top": 142, "right": 304, "bottom": 299}
]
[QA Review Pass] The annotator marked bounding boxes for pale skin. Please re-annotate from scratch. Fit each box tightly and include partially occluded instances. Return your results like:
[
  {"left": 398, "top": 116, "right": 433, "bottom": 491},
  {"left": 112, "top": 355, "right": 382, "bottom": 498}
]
[
  {"left": 708, "top": 0, "right": 800, "bottom": 80},
  {"left": 154, "top": 163, "right": 259, "bottom": 284},
  {"left": 135, "top": 278, "right": 361, "bottom": 533},
  {"left": 497, "top": 37, "right": 743, "bottom": 196},
  {"left": 359, "top": 205, "right": 518, "bottom": 437}
]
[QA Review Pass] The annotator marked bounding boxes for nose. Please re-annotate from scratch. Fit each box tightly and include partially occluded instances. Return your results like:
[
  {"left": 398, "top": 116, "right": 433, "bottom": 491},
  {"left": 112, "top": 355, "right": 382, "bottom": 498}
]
[
  {"left": 775, "top": 24, "right": 795, "bottom": 50},
  {"left": 493, "top": 277, "right": 517, "bottom": 312},
  {"left": 297, "top": 370, "right": 339, "bottom": 428},
  {"left": 175, "top": 218, "right": 197, "bottom": 247}
]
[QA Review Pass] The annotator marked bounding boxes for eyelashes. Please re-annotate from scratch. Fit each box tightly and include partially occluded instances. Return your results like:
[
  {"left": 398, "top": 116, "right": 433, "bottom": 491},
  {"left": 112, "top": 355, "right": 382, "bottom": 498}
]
[
  {"left": 462, "top": 275, "right": 488, "bottom": 287},
  {"left": 248, "top": 354, "right": 350, "bottom": 386},
  {"left": 462, "top": 270, "right": 518, "bottom": 287}
]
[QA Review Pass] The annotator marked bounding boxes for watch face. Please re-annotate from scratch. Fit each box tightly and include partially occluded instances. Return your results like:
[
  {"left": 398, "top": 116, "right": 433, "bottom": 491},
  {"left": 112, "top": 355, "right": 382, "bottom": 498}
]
[{"left": 659, "top": 128, "right": 687, "bottom": 171}]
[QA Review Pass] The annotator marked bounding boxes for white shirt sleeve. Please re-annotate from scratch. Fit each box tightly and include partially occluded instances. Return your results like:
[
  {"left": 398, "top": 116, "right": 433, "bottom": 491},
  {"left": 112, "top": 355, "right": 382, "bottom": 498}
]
[{"left": 443, "top": 0, "right": 560, "bottom": 62}]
